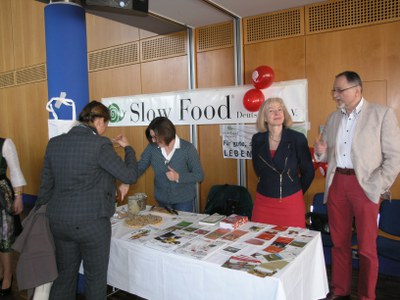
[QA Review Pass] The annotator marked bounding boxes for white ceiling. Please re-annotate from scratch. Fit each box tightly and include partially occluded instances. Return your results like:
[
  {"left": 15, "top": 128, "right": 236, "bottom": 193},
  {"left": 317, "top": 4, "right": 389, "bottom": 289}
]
[
  {"left": 79, "top": 0, "right": 327, "bottom": 34},
  {"left": 149, "top": 0, "right": 326, "bottom": 28}
]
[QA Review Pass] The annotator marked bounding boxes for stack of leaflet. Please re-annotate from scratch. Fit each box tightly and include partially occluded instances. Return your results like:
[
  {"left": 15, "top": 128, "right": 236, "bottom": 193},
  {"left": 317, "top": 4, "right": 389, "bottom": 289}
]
[
  {"left": 198, "top": 213, "right": 225, "bottom": 226},
  {"left": 219, "top": 214, "right": 248, "bottom": 230}
]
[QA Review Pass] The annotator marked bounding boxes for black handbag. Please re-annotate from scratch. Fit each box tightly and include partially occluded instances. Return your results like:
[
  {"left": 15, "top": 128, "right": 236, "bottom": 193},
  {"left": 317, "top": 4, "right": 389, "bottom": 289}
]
[{"left": 306, "top": 211, "right": 330, "bottom": 234}]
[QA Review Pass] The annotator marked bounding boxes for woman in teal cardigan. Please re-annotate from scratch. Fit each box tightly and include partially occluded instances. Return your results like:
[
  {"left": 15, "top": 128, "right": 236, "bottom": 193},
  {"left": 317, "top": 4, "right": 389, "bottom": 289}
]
[{"left": 139, "top": 117, "right": 204, "bottom": 212}]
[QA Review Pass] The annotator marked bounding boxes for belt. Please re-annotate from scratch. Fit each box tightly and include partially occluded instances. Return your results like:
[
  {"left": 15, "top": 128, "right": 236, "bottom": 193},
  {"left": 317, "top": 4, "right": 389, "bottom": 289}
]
[{"left": 335, "top": 167, "right": 355, "bottom": 175}]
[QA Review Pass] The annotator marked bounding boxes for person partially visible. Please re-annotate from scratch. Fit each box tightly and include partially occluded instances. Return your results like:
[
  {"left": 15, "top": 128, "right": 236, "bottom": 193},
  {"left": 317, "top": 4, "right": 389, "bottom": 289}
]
[
  {"left": 0, "top": 137, "right": 26, "bottom": 296},
  {"left": 314, "top": 71, "right": 400, "bottom": 300},
  {"left": 35, "top": 101, "right": 139, "bottom": 300},
  {"left": 135, "top": 117, "right": 204, "bottom": 212},
  {"left": 251, "top": 97, "right": 314, "bottom": 228}
]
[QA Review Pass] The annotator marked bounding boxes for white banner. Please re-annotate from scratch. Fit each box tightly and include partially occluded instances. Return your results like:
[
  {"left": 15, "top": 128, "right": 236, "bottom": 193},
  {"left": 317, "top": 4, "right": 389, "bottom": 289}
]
[
  {"left": 221, "top": 124, "right": 256, "bottom": 159},
  {"left": 101, "top": 79, "right": 308, "bottom": 126}
]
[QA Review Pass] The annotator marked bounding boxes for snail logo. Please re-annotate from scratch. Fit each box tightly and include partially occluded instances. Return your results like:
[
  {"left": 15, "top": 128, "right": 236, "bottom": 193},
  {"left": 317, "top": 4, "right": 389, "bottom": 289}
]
[{"left": 108, "top": 103, "right": 125, "bottom": 123}]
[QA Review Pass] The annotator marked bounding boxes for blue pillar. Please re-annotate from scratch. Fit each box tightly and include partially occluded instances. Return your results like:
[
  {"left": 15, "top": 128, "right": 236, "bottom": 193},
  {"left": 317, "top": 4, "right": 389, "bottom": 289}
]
[{"left": 44, "top": 2, "right": 89, "bottom": 119}]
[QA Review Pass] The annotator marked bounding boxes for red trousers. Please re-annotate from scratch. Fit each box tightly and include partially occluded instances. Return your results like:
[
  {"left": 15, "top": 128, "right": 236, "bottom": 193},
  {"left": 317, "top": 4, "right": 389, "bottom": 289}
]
[{"left": 327, "top": 173, "right": 379, "bottom": 300}]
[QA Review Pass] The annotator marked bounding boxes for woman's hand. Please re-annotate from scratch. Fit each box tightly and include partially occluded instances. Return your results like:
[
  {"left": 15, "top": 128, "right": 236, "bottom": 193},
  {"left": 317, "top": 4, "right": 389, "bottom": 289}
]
[
  {"left": 166, "top": 166, "right": 179, "bottom": 183},
  {"left": 118, "top": 183, "right": 130, "bottom": 202},
  {"left": 13, "top": 195, "right": 24, "bottom": 215},
  {"left": 112, "top": 134, "right": 129, "bottom": 148}
]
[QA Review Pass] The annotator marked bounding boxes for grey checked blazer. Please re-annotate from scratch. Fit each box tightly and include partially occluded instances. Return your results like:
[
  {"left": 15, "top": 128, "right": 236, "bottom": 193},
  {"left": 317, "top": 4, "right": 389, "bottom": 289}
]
[{"left": 36, "top": 125, "right": 138, "bottom": 223}]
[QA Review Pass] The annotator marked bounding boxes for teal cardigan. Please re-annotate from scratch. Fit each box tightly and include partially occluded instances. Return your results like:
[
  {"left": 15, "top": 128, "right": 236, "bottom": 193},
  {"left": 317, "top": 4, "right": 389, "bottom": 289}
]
[{"left": 138, "top": 139, "right": 204, "bottom": 205}]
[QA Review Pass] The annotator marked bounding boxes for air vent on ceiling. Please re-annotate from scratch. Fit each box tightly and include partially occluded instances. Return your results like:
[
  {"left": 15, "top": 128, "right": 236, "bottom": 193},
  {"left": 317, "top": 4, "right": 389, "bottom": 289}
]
[
  {"left": 196, "top": 22, "right": 233, "bottom": 52},
  {"left": 0, "top": 72, "right": 15, "bottom": 89},
  {"left": 140, "top": 32, "right": 187, "bottom": 62},
  {"left": 88, "top": 42, "right": 139, "bottom": 71},
  {"left": 306, "top": 0, "right": 400, "bottom": 34},
  {"left": 15, "top": 64, "right": 47, "bottom": 86},
  {"left": 244, "top": 8, "right": 304, "bottom": 44}
]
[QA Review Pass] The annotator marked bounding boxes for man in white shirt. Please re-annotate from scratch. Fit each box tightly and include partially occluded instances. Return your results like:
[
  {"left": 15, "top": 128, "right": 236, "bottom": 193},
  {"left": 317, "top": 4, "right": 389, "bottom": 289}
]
[{"left": 314, "top": 71, "right": 400, "bottom": 300}]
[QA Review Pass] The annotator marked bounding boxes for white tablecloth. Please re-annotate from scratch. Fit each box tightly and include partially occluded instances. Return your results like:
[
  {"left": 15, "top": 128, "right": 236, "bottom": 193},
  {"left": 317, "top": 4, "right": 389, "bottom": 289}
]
[{"left": 107, "top": 209, "right": 329, "bottom": 300}]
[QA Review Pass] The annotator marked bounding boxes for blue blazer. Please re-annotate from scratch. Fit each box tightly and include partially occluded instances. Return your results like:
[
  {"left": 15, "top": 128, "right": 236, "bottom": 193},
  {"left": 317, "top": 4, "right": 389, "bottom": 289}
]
[
  {"left": 37, "top": 125, "right": 138, "bottom": 223},
  {"left": 251, "top": 128, "right": 314, "bottom": 199}
]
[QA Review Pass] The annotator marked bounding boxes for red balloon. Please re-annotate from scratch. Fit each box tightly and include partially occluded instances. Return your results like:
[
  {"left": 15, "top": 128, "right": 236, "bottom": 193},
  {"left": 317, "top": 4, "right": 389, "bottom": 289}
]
[
  {"left": 251, "top": 65, "right": 275, "bottom": 89},
  {"left": 243, "top": 89, "right": 264, "bottom": 112}
]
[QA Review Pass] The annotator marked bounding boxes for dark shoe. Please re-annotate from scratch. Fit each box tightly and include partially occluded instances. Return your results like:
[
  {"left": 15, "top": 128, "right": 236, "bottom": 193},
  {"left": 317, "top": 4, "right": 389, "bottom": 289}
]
[
  {"left": 324, "top": 292, "right": 351, "bottom": 300},
  {"left": 0, "top": 276, "right": 13, "bottom": 296}
]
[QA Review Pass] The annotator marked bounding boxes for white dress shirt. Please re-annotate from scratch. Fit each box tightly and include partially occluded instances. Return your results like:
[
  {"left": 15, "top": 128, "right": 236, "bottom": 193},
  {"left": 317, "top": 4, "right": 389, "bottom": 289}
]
[
  {"left": 336, "top": 98, "right": 364, "bottom": 169},
  {"left": 2, "top": 138, "right": 27, "bottom": 187}
]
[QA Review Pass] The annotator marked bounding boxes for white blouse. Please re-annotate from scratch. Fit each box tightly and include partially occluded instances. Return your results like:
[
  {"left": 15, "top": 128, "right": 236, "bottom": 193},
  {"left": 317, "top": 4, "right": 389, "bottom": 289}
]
[{"left": 2, "top": 139, "right": 27, "bottom": 188}]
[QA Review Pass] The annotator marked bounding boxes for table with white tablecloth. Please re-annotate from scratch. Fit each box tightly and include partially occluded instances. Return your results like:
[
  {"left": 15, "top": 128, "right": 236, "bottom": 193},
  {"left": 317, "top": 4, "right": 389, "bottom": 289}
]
[{"left": 106, "top": 208, "right": 329, "bottom": 300}]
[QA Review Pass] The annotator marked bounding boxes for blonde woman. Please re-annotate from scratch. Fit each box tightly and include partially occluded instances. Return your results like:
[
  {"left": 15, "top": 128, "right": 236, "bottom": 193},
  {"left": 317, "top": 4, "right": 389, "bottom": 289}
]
[{"left": 251, "top": 98, "right": 314, "bottom": 227}]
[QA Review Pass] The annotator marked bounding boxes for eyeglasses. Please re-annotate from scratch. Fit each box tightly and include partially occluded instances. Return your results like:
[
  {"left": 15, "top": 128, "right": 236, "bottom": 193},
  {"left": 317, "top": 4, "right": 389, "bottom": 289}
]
[{"left": 331, "top": 85, "right": 358, "bottom": 95}]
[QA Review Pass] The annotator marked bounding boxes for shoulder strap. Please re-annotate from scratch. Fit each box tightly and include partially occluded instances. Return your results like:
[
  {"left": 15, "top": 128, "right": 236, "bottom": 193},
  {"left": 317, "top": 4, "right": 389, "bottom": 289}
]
[
  {"left": 0, "top": 138, "right": 7, "bottom": 177},
  {"left": 0, "top": 137, "right": 5, "bottom": 162}
]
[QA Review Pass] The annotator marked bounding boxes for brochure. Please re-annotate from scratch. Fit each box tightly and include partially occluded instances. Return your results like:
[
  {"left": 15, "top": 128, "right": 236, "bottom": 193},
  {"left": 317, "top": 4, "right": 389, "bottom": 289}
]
[
  {"left": 198, "top": 213, "right": 225, "bottom": 226},
  {"left": 221, "top": 255, "right": 261, "bottom": 272},
  {"left": 145, "top": 229, "right": 197, "bottom": 252},
  {"left": 174, "top": 237, "right": 227, "bottom": 260}
]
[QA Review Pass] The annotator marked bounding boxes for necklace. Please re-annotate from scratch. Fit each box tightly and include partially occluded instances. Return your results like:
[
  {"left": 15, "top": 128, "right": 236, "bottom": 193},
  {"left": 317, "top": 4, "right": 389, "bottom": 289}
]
[{"left": 269, "top": 134, "right": 281, "bottom": 142}]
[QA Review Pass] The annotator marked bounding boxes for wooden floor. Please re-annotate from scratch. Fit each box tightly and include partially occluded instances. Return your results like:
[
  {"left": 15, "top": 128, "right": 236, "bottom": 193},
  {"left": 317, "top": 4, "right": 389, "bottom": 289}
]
[{"left": 325, "top": 265, "right": 400, "bottom": 300}]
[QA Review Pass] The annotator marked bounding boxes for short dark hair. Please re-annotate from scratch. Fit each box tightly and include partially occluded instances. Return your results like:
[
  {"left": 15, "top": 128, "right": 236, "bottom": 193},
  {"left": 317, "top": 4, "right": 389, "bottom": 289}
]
[
  {"left": 78, "top": 101, "right": 111, "bottom": 124},
  {"left": 145, "top": 117, "right": 176, "bottom": 145},
  {"left": 336, "top": 71, "right": 363, "bottom": 90}
]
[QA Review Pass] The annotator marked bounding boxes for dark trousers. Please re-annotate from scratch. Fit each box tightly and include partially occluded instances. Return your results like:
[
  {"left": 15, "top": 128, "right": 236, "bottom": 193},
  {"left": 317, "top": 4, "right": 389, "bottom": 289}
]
[
  {"left": 49, "top": 218, "right": 111, "bottom": 300},
  {"left": 328, "top": 173, "right": 379, "bottom": 300}
]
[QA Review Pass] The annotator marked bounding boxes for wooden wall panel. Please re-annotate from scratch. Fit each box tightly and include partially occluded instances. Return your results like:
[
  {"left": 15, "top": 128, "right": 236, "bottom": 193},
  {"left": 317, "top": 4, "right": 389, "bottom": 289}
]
[
  {"left": 196, "top": 48, "right": 236, "bottom": 212},
  {"left": 141, "top": 56, "right": 189, "bottom": 94},
  {"left": 0, "top": 0, "right": 14, "bottom": 72},
  {"left": 306, "top": 21, "right": 400, "bottom": 201},
  {"left": 243, "top": 36, "right": 307, "bottom": 203},
  {"left": 243, "top": 36, "right": 306, "bottom": 84},
  {"left": 0, "top": 82, "right": 48, "bottom": 195},
  {"left": 11, "top": 0, "right": 46, "bottom": 68},
  {"left": 86, "top": 13, "right": 140, "bottom": 52},
  {"left": 196, "top": 48, "right": 235, "bottom": 88},
  {"left": 89, "top": 64, "right": 142, "bottom": 100},
  {"left": 197, "top": 124, "right": 238, "bottom": 212},
  {"left": 0, "top": 89, "right": 11, "bottom": 137}
]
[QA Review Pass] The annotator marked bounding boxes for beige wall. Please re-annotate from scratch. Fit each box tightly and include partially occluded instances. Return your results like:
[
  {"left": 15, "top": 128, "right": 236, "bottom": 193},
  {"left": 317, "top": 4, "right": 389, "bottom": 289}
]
[{"left": 0, "top": 0, "right": 399, "bottom": 212}]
